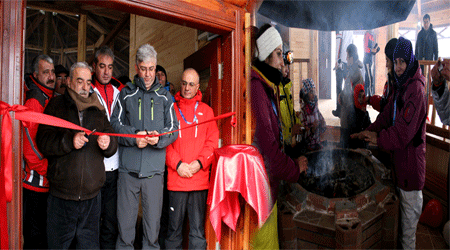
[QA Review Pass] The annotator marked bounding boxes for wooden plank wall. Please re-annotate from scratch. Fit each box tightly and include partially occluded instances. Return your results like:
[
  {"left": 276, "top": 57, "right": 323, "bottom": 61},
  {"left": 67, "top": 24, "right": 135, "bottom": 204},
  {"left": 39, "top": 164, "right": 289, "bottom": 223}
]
[
  {"left": 129, "top": 14, "right": 197, "bottom": 92},
  {"left": 289, "top": 28, "right": 318, "bottom": 111}
]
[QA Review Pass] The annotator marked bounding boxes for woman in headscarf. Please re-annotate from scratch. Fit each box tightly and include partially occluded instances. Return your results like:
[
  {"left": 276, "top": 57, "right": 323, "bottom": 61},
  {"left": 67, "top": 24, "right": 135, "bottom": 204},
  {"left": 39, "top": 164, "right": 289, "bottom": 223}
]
[
  {"left": 250, "top": 24, "right": 308, "bottom": 248},
  {"left": 352, "top": 37, "right": 426, "bottom": 249},
  {"left": 299, "top": 78, "right": 326, "bottom": 151},
  {"left": 368, "top": 38, "right": 398, "bottom": 113}
]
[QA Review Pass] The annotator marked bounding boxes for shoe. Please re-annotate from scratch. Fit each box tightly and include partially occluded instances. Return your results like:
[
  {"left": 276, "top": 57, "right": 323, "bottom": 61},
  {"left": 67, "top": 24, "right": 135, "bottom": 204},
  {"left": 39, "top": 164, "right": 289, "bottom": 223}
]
[{"left": 332, "top": 110, "right": 340, "bottom": 118}]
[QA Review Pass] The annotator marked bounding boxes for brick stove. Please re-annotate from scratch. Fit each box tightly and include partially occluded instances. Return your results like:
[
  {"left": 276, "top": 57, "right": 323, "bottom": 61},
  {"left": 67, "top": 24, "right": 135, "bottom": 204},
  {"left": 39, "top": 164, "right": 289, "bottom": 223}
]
[{"left": 279, "top": 148, "right": 399, "bottom": 249}]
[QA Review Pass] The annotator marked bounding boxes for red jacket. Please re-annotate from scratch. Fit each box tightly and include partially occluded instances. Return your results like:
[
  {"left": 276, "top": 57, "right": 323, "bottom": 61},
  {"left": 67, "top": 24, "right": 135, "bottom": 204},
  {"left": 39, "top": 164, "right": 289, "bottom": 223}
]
[
  {"left": 166, "top": 90, "right": 219, "bottom": 191},
  {"left": 23, "top": 75, "right": 54, "bottom": 192}
]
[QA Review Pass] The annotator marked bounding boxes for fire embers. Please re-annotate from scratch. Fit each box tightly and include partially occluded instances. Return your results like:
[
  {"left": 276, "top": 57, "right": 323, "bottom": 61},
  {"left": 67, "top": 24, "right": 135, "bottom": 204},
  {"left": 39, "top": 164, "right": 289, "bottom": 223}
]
[{"left": 298, "top": 150, "right": 375, "bottom": 198}]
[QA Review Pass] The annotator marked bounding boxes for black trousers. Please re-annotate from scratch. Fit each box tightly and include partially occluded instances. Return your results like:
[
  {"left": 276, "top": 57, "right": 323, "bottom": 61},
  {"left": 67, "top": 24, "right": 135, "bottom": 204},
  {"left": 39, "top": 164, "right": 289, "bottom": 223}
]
[
  {"left": 165, "top": 190, "right": 208, "bottom": 250},
  {"left": 100, "top": 169, "right": 118, "bottom": 250},
  {"left": 47, "top": 193, "right": 101, "bottom": 249},
  {"left": 23, "top": 188, "right": 48, "bottom": 249}
]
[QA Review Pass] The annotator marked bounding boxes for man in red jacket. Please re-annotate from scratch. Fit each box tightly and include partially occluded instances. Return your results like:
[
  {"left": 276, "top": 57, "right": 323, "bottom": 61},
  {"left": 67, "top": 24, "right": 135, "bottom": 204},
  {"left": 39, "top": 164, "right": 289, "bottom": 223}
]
[
  {"left": 22, "top": 54, "right": 55, "bottom": 249},
  {"left": 165, "top": 68, "right": 219, "bottom": 249}
]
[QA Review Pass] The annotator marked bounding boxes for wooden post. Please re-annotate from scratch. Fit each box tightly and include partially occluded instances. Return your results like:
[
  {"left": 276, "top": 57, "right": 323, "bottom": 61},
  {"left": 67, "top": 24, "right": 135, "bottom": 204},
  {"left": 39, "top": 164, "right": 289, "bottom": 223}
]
[
  {"left": 129, "top": 14, "right": 136, "bottom": 78},
  {"left": 1, "top": 0, "right": 25, "bottom": 248},
  {"left": 77, "top": 14, "right": 87, "bottom": 62},
  {"left": 245, "top": 13, "right": 251, "bottom": 145},
  {"left": 43, "top": 12, "right": 53, "bottom": 55}
]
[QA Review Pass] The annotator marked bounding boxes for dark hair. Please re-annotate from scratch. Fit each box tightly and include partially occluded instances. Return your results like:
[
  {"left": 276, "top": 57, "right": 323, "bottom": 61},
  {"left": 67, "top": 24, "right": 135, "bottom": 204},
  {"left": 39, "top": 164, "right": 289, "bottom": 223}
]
[
  {"left": 94, "top": 46, "right": 115, "bottom": 64},
  {"left": 32, "top": 55, "right": 53, "bottom": 73},
  {"left": 346, "top": 44, "right": 359, "bottom": 61},
  {"left": 156, "top": 65, "right": 168, "bottom": 82},
  {"left": 423, "top": 14, "right": 430, "bottom": 20}
]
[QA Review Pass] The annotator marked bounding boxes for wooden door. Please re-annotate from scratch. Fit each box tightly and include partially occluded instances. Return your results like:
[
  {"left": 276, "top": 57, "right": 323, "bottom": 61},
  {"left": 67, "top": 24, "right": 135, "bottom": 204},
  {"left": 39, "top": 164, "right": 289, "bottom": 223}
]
[
  {"left": 319, "top": 31, "right": 332, "bottom": 99},
  {"left": 184, "top": 37, "right": 221, "bottom": 122}
]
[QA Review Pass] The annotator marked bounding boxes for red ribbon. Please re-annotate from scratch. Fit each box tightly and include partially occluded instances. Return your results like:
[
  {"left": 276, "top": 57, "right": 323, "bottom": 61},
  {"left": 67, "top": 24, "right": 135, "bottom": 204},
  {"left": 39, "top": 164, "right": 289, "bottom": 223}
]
[{"left": 0, "top": 99, "right": 236, "bottom": 249}]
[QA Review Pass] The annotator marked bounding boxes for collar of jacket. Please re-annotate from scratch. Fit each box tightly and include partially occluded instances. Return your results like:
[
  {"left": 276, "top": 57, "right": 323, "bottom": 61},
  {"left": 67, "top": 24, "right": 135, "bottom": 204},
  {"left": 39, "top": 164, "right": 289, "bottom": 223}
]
[
  {"left": 253, "top": 60, "right": 282, "bottom": 88},
  {"left": 130, "top": 74, "right": 161, "bottom": 92},
  {"left": 65, "top": 87, "right": 105, "bottom": 112},
  {"left": 92, "top": 74, "right": 123, "bottom": 89},
  {"left": 175, "top": 89, "right": 202, "bottom": 107},
  {"left": 27, "top": 74, "right": 55, "bottom": 98}
]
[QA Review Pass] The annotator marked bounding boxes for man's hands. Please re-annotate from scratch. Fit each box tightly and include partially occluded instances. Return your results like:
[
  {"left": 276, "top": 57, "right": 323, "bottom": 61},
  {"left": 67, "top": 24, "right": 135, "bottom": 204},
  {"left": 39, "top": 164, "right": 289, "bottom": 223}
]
[
  {"left": 136, "top": 130, "right": 160, "bottom": 148},
  {"left": 351, "top": 130, "right": 378, "bottom": 145},
  {"left": 98, "top": 135, "right": 110, "bottom": 150},
  {"left": 73, "top": 132, "right": 89, "bottom": 149},
  {"left": 297, "top": 156, "right": 308, "bottom": 174},
  {"left": 177, "top": 160, "right": 202, "bottom": 178},
  {"left": 431, "top": 58, "right": 450, "bottom": 86}
]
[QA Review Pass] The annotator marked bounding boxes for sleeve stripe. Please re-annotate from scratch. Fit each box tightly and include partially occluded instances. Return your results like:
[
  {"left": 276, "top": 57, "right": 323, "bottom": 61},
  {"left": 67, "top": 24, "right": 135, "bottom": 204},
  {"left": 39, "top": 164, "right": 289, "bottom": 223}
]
[{"left": 25, "top": 127, "right": 43, "bottom": 160}]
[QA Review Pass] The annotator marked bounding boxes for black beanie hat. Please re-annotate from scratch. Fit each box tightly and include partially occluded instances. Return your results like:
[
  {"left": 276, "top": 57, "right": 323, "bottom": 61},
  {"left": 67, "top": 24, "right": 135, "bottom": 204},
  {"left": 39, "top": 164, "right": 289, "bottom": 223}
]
[
  {"left": 55, "top": 64, "right": 69, "bottom": 76},
  {"left": 384, "top": 38, "right": 398, "bottom": 62},
  {"left": 156, "top": 65, "right": 167, "bottom": 79}
]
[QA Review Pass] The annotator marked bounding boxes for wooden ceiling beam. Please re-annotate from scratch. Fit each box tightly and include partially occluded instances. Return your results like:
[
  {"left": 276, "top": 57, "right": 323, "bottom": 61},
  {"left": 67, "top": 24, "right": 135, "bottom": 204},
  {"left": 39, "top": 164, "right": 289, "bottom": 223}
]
[
  {"left": 25, "top": 14, "right": 44, "bottom": 40},
  {"left": 52, "top": 18, "right": 66, "bottom": 49},
  {"left": 86, "top": 13, "right": 108, "bottom": 34},
  {"left": 87, "top": 13, "right": 130, "bottom": 64},
  {"left": 27, "top": 1, "right": 88, "bottom": 16},
  {"left": 26, "top": 44, "right": 96, "bottom": 54}
]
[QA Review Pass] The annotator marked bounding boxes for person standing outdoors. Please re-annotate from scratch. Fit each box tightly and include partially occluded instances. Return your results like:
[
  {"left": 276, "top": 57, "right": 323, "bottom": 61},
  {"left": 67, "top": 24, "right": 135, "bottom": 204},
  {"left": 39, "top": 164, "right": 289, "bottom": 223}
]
[
  {"left": 22, "top": 55, "right": 55, "bottom": 249},
  {"left": 352, "top": 37, "right": 427, "bottom": 249},
  {"left": 363, "top": 30, "right": 380, "bottom": 96},
  {"left": 91, "top": 46, "right": 123, "bottom": 249},
  {"left": 36, "top": 62, "right": 118, "bottom": 249},
  {"left": 333, "top": 30, "right": 353, "bottom": 117},
  {"left": 111, "top": 43, "right": 179, "bottom": 249},
  {"left": 164, "top": 68, "right": 219, "bottom": 249},
  {"left": 416, "top": 14, "right": 439, "bottom": 65}
]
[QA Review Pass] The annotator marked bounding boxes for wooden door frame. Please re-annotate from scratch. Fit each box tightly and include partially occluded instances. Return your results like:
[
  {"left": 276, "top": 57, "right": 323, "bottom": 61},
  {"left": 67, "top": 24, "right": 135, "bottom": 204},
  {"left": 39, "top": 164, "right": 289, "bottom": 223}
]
[{"left": 1, "top": 0, "right": 245, "bottom": 247}]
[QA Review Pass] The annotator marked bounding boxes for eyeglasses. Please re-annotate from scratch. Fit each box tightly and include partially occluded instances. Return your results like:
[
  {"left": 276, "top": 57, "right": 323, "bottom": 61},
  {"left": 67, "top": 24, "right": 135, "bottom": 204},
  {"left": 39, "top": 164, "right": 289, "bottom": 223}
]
[
  {"left": 181, "top": 81, "right": 198, "bottom": 87},
  {"left": 138, "top": 66, "right": 155, "bottom": 73},
  {"left": 56, "top": 76, "right": 67, "bottom": 81}
]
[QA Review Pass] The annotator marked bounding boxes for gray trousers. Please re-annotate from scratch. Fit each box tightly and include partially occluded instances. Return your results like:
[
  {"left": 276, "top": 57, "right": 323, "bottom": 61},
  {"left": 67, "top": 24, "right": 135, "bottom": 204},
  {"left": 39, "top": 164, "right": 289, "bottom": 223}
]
[
  {"left": 165, "top": 190, "right": 208, "bottom": 250},
  {"left": 116, "top": 172, "right": 164, "bottom": 249}
]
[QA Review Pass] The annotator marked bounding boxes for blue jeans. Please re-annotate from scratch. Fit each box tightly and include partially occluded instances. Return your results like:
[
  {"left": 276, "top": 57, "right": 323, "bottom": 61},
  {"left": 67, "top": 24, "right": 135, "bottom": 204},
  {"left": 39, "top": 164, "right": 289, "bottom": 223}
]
[{"left": 47, "top": 193, "right": 101, "bottom": 249}]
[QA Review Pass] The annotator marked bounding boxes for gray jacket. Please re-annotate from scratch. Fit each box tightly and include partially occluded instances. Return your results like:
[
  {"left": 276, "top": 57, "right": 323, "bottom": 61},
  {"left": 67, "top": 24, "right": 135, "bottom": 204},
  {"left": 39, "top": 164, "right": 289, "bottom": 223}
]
[
  {"left": 110, "top": 75, "right": 179, "bottom": 177},
  {"left": 432, "top": 80, "right": 450, "bottom": 125}
]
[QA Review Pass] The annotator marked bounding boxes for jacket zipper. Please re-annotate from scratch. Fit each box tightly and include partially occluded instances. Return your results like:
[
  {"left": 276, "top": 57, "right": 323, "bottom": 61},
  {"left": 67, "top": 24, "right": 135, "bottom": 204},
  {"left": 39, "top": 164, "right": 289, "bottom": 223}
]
[
  {"left": 78, "top": 107, "right": 84, "bottom": 200},
  {"left": 138, "top": 98, "right": 142, "bottom": 120},
  {"left": 151, "top": 98, "right": 154, "bottom": 121}
]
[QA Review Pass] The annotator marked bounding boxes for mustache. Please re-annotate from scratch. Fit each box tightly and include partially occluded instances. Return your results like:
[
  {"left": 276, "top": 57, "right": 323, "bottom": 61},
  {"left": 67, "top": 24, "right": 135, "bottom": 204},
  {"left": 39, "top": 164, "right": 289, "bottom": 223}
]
[{"left": 79, "top": 90, "right": 89, "bottom": 96}]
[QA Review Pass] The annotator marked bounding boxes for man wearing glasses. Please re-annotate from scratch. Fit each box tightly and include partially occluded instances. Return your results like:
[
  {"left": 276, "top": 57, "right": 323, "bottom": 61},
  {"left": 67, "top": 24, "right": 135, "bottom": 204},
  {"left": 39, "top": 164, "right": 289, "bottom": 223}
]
[
  {"left": 54, "top": 64, "right": 69, "bottom": 96},
  {"left": 165, "top": 68, "right": 219, "bottom": 249},
  {"left": 111, "top": 43, "right": 179, "bottom": 249}
]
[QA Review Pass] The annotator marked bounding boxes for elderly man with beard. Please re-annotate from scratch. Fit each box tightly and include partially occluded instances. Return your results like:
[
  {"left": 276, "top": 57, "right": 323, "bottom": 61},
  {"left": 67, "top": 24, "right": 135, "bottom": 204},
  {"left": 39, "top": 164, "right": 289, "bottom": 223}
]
[
  {"left": 22, "top": 54, "right": 55, "bottom": 249},
  {"left": 36, "top": 62, "right": 118, "bottom": 249}
]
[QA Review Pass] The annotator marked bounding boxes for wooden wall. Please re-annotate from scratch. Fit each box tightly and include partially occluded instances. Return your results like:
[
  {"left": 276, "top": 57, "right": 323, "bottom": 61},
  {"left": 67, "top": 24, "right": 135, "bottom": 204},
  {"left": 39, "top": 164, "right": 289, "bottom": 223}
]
[
  {"left": 129, "top": 14, "right": 198, "bottom": 92},
  {"left": 289, "top": 28, "right": 318, "bottom": 111}
]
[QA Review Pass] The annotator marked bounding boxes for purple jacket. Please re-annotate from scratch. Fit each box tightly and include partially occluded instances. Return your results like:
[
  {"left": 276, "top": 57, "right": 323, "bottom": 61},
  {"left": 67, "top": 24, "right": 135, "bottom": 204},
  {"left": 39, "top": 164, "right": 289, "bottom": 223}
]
[
  {"left": 367, "top": 66, "right": 426, "bottom": 191},
  {"left": 251, "top": 66, "right": 300, "bottom": 202}
]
